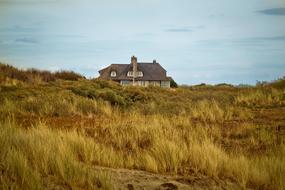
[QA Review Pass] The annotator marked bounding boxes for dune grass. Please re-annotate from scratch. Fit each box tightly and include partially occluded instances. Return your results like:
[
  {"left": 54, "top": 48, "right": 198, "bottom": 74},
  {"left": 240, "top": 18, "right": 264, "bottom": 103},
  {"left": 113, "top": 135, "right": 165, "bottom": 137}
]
[
  {"left": 1, "top": 115, "right": 284, "bottom": 189},
  {"left": 0, "top": 120, "right": 113, "bottom": 190},
  {"left": 0, "top": 65, "right": 285, "bottom": 189}
]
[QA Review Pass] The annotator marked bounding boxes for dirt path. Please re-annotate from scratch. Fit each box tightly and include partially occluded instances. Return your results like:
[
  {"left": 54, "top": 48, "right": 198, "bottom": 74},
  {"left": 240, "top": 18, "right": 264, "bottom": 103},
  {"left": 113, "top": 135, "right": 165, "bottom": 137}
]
[{"left": 94, "top": 166, "right": 242, "bottom": 190}]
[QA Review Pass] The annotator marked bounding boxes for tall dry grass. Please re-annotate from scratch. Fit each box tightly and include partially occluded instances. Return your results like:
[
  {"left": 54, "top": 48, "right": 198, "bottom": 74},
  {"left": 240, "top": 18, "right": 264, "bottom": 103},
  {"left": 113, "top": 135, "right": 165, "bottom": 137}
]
[
  {"left": 235, "top": 88, "right": 285, "bottom": 107},
  {"left": 1, "top": 115, "right": 284, "bottom": 189},
  {"left": 0, "top": 120, "right": 113, "bottom": 190},
  {"left": 44, "top": 112, "right": 284, "bottom": 189},
  {"left": 1, "top": 70, "right": 285, "bottom": 189}
]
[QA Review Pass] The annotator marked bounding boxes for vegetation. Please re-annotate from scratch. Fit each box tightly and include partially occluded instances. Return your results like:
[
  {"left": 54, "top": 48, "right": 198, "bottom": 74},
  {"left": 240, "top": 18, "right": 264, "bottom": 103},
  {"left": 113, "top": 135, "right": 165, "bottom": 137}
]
[
  {"left": 170, "top": 77, "right": 178, "bottom": 88},
  {"left": 0, "top": 121, "right": 112, "bottom": 190},
  {"left": 0, "top": 63, "right": 84, "bottom": 84},
  {"left": 0, "top": 63, "right": 285, "bottom": 189}
]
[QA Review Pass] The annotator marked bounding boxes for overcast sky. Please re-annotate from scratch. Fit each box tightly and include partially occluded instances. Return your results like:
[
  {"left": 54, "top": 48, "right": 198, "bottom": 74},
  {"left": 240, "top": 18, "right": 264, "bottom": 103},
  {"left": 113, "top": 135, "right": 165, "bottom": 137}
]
[{"left": 0, "top": 0, "right": 285, "bottom": 84}]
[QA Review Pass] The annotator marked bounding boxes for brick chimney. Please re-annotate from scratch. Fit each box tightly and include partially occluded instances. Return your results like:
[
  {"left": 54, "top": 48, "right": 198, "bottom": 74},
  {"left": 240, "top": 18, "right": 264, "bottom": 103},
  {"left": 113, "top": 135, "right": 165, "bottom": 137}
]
[
  {"left": 131, "top": 56, "right": 137, "bottom": 74},
  {"left": 131, "top": 56, "right": 137, "bottom": 85}
]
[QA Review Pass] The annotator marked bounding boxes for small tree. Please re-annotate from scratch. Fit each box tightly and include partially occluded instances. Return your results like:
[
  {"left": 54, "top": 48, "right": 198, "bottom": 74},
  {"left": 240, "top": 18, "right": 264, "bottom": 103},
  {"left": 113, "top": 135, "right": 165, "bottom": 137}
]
[{"left": 170, "top": 78, "right": 178, "bottom": 88}]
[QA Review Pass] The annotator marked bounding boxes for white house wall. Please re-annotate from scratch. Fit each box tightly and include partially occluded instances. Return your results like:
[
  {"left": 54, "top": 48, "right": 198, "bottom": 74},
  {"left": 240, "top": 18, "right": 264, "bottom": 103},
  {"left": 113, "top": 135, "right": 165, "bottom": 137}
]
[{"left": 120, "top": 80, "right": 170, "bottom": 88}]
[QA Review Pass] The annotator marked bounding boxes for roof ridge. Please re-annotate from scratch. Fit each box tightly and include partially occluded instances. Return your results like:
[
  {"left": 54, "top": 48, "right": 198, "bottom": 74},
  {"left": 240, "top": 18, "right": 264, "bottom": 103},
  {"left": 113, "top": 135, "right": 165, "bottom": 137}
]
[
  {"left": 111, "top": 63, "right": 129, "bottom": 65},
  {"left": 138, "top": 62, "right": 159, "bottom": 64}
]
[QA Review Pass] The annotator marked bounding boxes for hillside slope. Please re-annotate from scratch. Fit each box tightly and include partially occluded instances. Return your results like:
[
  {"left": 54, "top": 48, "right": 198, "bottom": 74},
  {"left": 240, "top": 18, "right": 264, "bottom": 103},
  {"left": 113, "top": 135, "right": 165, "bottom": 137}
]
[{"left": 0, "top": 64, "right": 285, "bottom": 190}]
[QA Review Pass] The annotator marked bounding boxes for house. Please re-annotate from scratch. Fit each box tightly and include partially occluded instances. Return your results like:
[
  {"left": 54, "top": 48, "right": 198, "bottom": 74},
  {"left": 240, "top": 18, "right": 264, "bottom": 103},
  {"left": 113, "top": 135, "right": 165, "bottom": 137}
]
[{"left": 98, "top": 56, "right": 171, "bottom": 88}]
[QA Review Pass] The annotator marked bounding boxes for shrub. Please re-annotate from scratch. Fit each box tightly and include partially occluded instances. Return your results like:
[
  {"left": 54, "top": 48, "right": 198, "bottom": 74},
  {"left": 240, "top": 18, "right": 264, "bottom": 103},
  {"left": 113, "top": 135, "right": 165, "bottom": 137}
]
[
  {"left": 0, "top": 63, "right": 84, "bottom": 83},
  {"left": 54, "top": 70, "right": 84, "bottom": 81},
  {"left": 170, "top": 78, "right": 178, "bottom": 88},
  {"left": 69, "top": 86, "right": 97, "bottom": 99},
  {"left": 97, "top": 89, "right": 126, "bottom": 106}
]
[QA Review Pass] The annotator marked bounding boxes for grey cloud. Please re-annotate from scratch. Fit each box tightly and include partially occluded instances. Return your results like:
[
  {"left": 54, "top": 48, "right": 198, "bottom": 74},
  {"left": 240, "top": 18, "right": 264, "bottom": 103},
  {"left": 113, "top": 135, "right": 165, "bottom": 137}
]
[
  {"left": 165, "top": 26, "right": 204, "bottom": 33},
  {"left": 253, "top": 36, "right": 285, "bottom": 41},
  {"left": 194, "top": 35, "right": 285, "bottom": 50},
  {"left": 0, "top": 25, "right": 40, "bottom": 33},
  {"left": 166, "top": 28, "right": 193, "bottom": 32},
  {"left": 257, "top": 8, "right": 285, "bottom": 16},
  {"left": 199, "top": 35, "right": 285, "bottom": 44},
  {"left": 239, "top": 36, "right": 285, "bottom": 43},
  {"left": 0, "top": 0, "right": 58, "bottom": 4},
  {"left": 208, "top": 14, "right": 225, "bottom": 19},
  {"left": 15, "top": 38, "right": 39, "bottom": 44}
]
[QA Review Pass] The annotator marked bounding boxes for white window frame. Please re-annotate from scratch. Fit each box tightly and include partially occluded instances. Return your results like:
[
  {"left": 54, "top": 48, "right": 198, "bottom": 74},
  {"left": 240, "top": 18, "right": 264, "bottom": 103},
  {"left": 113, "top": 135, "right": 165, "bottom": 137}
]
[
  {"left": 110, "top": 71, "right": 116, "bottom": 77},
  {"left": 127, "top": 71, "right": 133, "bottom": 77},
  {"left": 137, "top": 71, "right": 143, "bottom": 77},
  {"left": 128, "top": 71, "right": 143, "bottom": 77}
]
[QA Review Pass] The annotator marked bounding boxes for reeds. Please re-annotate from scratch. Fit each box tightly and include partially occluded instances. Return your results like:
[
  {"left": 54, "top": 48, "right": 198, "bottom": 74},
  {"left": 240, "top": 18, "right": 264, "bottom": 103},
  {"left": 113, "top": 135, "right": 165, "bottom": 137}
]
[
  {"left": 1, "top": 118, "right": 284, "bottom": 189},
  {"left": 1, "top": 65, "right": 285, "bottom": 189},
  {"left": 0, "top": 121, "right": 112, "bottom": 190}
]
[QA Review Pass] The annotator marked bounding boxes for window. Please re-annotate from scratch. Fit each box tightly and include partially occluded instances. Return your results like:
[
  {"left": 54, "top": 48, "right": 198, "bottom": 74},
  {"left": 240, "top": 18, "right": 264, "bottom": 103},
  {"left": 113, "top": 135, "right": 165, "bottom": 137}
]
[
  {"left": 127, "top": 71, "right": 133, "bottom": 77},
  {"left": 110, "top": 71, "right": 116, "bottom": 77},
  {"left": 150, "top": 81, "right": 160, "bottom": 86},
  {"left": 127, "top": 71, "right": 143, "bottom": 77},
  {"left": 161, "top": 81, "right": 170, "bottom": 88},
  {"left": 137, "top": 81, "right": 145, "bottom": 86},
  {"left": 137, "top": 71, "right": 143, "bottom": 77},
  {"left": 121, "top": 80, "right": 130, "bottom": 86}
]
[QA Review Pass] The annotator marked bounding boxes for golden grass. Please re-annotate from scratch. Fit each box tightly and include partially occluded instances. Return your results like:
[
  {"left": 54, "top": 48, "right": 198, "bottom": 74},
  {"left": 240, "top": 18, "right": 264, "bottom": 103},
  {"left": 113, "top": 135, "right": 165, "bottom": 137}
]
[
  {"left": 235, "top": 88, "right": 285, "bottom": 107},
  {"left": 0, "top": 77, "right": 285, "bottom": 189},
  {"left": 98, "top": 113, "right": 285, "bottom": 189},
  {"left": 1, "top": 115, "right": 284, "bottom": 189},
  {"left": 0, "top": 120, "right": 113, "bottom": 190}
]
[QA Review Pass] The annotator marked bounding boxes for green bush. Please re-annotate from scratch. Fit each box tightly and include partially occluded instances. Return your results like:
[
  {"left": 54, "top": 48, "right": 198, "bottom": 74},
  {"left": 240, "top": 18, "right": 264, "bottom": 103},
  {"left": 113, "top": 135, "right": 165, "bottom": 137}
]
[
  {"left": 97, "top": 89, "right": 125, "bottom": 106},
  {"left": 54, "top": 70, "right": 84, "bottom": 81},
  {"left": 170, "top": 78, "right": 178, "bottom": 88},
  {"left": 69, "top": 86, "right": 97, "bottom": 99}
]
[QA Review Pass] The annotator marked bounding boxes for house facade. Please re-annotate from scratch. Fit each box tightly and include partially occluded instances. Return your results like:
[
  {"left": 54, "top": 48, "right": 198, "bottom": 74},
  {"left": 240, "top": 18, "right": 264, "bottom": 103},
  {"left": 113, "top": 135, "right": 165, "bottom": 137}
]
[{"left": 98, "top": 56, "right": 171, "bottom": 88}]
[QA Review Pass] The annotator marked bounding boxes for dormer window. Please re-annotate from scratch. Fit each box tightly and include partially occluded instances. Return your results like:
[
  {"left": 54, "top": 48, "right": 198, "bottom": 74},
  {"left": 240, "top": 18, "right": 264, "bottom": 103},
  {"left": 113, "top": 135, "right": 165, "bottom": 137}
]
[
  {"left": 110, "top": 71, "right": 116, "bottom": 77},
  {"left": 137, "top": 71, "right": 143, "bottom": 77},
  {"left": 127, "top": 71, "right": 133, "bottom": 77},
  {"left": 127, "top": 71, "right": 143, "bottom": 77}
]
